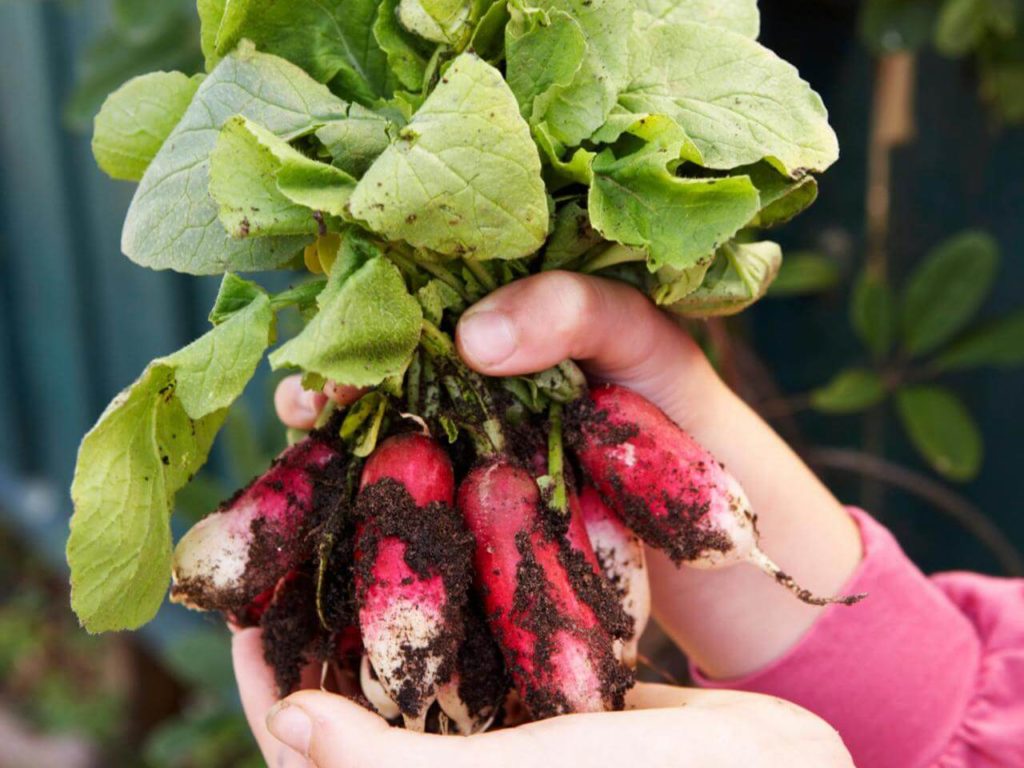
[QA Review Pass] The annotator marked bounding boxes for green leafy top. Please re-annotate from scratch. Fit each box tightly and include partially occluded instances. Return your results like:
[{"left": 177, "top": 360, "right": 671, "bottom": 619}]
[{"left": 77, "top": 0, "right": 841, "bottom": 632}]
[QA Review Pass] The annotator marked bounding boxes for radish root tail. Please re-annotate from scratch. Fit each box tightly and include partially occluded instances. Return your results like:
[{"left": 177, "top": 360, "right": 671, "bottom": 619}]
[{"left": 749, "top": 548, "right": 867, "bottom": 607}]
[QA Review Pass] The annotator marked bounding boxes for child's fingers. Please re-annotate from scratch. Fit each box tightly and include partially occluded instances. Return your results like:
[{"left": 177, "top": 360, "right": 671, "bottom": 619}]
[
  {"left": 267, "top": 690, "right": 494, "bottom": 768},
  {"left": 274, "top": 376, "right": 364, "bottom": 429},
  {"left": 275, "top": 375, "right": 328, "bottom": 429},
  {"left": 454, "top": 271, "right": 723, "bottom": 433},
  {"left": 455, "top": 270, "right": 862, "bottom": 681}
]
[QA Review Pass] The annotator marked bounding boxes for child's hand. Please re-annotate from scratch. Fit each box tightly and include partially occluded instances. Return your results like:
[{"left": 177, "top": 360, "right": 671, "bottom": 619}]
[
  {"left": 233, "top": 626, "right": 853, "bottom": 768},
  {"left": 274, "top": 272, "right": 863, "bottom": 679}
]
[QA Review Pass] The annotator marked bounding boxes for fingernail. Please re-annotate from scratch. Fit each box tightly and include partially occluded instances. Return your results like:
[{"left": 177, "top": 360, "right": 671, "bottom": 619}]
[
  {"left": 459, "top": 311, "right": 517, "bottom": 367},
  {"left": 267, "top": 702, "right": 312, "bottom": 756}
]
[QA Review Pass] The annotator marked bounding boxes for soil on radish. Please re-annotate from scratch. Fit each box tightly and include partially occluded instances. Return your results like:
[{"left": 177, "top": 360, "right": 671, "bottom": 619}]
[
  {"left": 259, "top": 569, "right": 322, "bottom": 694},
  {"left": 567, "top": 398, "right": 734, "bottom": 564},
  {"left": 452, "top": 601, "right": 510, "bottom": 724},
  {"left": 354, "top": 478, "right": 475, "bottom": 715},
  {"left": 508, "top": 531, "right": 633, "bottom": 719},
  {"left": 556, "top": 542, "right": 634, "bottom": 641}
]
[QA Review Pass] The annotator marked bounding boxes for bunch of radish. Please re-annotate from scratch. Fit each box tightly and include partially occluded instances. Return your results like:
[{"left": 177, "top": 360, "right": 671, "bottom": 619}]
[
  {"left": 67, "top": 0, "right": 855, "bottom": 736},
  {"left": 171, "top": 365, "right": 861, "bottom": 730}
]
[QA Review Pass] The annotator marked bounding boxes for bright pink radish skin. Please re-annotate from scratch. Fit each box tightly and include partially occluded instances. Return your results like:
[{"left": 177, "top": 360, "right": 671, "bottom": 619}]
[
  {"left": 171, "top": 437, "right": 340, "bottom": 613},
  {"left": 579, "top": 486, "right": 650, "bottom": 667},
  {"left": 355, "top": 433, "right": 472, "bottom": 731},
  {"left": 458, "top": 460, "right": 630, "bottom": 720},
  {"left": 574, "top": 384, "right": 864, "bottom": 607}
]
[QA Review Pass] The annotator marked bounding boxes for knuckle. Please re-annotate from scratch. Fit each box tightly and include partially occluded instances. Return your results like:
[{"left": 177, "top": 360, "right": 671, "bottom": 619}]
[{"left": 538, "top": 271, "right": 604, "bottom": 337}]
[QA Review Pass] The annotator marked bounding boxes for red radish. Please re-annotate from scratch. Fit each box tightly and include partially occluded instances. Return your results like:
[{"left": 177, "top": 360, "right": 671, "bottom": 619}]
[
  {"left": 354, "top": 434, "right": 473, "bottom": 731},
  {"left": 574, "top": 384, "right": 864, "bottom": 606},
  {"left": 531, "top": 442, "right": 632, "bottom": 647},
  {"left": 171, "top": 437, "right": 341, "bottom": 613},
  {"left": 579, "top": 486, "right": 650, "bottom": 667},
  {"left": 458, "top": 460, "right": 631, "bottom": 720}
]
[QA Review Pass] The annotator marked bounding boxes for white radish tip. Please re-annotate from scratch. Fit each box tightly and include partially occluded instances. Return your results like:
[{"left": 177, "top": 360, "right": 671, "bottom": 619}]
[
  {"left": 360, "top": 655, "right": 401, "bottom": 721},
  {"left": 436, "top": 678, "right": 499, "bottom": 736}
]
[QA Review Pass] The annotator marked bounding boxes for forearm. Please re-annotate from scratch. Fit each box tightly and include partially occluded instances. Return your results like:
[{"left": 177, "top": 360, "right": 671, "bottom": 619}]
[{"left": 647, "top": 383, "right": 863, "bottom": 679}]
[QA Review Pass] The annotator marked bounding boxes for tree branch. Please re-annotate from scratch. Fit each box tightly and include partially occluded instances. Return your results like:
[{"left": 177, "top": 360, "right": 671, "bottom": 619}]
[{"left": 806, "top": 447, "right": 1024, "bottom": 576}]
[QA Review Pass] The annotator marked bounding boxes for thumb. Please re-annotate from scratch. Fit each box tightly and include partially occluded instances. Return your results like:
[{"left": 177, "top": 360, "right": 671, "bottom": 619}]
[
  {"left": 266, "top": 691, "right": 468, "bottom": 768},
  {"left": 454, "top": 271, "right": 723, "bottom": 430}
]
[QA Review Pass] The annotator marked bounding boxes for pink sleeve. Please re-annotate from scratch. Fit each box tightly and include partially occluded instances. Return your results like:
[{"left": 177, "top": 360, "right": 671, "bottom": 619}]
[{"left": 691, "top": 508, "right": 1024, "bottom": 768}]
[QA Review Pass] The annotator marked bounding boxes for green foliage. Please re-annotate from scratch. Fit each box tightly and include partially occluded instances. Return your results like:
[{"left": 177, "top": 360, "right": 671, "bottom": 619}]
[
  {"left": 616, "top": 20, "right": 839, "bottom": 174},
  {"left": 811, "top": 369, "right": 888, "bottom": 414},
  {"left": 92, "top": 72, "right": 202, "bottom": 181},
  {"left": 663, "top": 241, "right": 782, "bottom": 317},
  {"left": 810, "top": 231, "right": 1018, "bottom": 482},
  {"left": 859, "top": 0, "right": 1024, "bottom": 122},
  {"left": 897, "top": 386, "right": 983, "bottom": 480},
  {"left": 68, "top": 292, "right": 274, "bottom": 631},
  {"left": 901, "top": 231, "right": 999, "bottom": 357},
  {"left": 768, "top": 251, "right": 841, "bottom": 297},
  {"left": 270, "top": 252, "right": 424, "bottom": 387},
  {"left": 851, "top": 270, "right": 897, "bottom": 360},
  {"left": 936, "top": 310, "right": 1024, "bottom": 370},
  {"left": 121, "top": 43, "right": 350, "bottom": 275},
  {"left": 589, "top": 116, "right": 760, "bottom": 271},
  {"left": 348, "top": 53, "right": 549, "bottom": 260}
]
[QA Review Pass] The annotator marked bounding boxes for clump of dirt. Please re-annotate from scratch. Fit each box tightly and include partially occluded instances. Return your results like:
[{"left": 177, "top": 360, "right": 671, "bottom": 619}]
[
  {"left": 453, "top": 600, "right": 509, "bottom": 724},
  {"left": 564, "top": 396, "right": 639, "bottom": 451},
  {"left": 556, "top": 541, "right": 634, "bottom": 641},
  {"left": 607, "top": 474, "right": 733, "bottom": 565},
  {"left": 259, "top": 569, "right": 321, "bottom": 695}
]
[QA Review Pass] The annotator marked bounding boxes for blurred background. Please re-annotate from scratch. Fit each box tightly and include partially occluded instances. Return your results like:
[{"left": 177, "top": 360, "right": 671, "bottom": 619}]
[{"left": 0, "top": 0, "right": 1021, "bottom": 765}]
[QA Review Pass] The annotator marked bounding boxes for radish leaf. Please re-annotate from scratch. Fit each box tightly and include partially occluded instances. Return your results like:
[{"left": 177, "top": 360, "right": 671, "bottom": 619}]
[
  {"left": 315, "top": 106, "right": 394, "bottom": 178},
  {"left": 617, "top": 21, "right": 840, "bottom": 175},
  {"left": 68, "top": 292, "right": 275, "bottom": 632},
  {"left": 744, "top": 162, "right": 820, "bottom": 228},
  {"left": 270, "top": 254, "right": 423, "bottom": 386},
  {"left": 349, "top": 54, "right": 548, "bottom": 260},
  {"left": 122, "top": 43, "right": 348, "bottom": 275},
  {"left": 506, "top": 0, "right": 633, "bottom": 147},
  {"left": 92, "top": 71, "right": 201, "bottom": 182},
  {"left": 634, "top": 0, "right": 759, "bottom": 38},
  {"left": 209, "top": 116, "right": 356, "bottom": 238},
  {"left": 213, "top": 0, "right": 393, "bottom": 103},
  {"left": 661, "top": 241, "right": 782, "bottom": 316},
  {"left": 589, "top": 115, "right": 760, "bottom": 271},
  {"left": 375, "top": 0, "right": 436, "bottom": 91}
]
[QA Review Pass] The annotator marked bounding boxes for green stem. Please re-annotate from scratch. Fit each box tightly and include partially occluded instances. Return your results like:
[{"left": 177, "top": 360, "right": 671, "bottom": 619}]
[
  {"left": 314, "top": 399, "right": 338, "bottom": 429},
  {"left": 421, "top": 320, "right": 506, "bottom": 455},
  {"left": 464, "top": 257, "right": 497, "bottom": 292},
  {"left": 580, "top": 243, "right": 647, "bottom": 274},
  {"left": 406, "top": 350, "right": 422, "bottom": 415},
  {"left": 270, "top": 279, "right": 327, "bottom": 310},
  {"left": 419, "top": 259, "right": 473, "bottom": 302},
  {"left": 420, "top": 319, "right": 459, "bottom": 359},
  {"left": 547, "top": 403, "right": 569, "bottom": 516}
]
